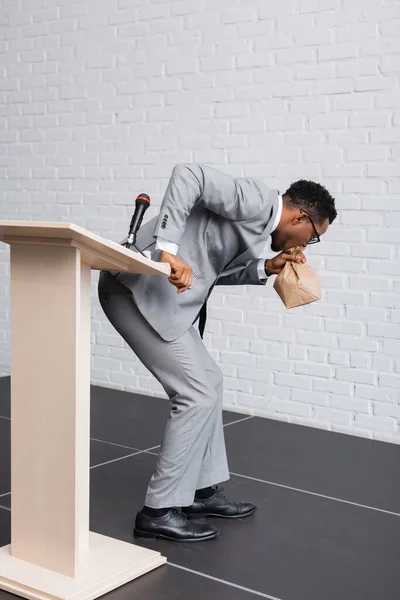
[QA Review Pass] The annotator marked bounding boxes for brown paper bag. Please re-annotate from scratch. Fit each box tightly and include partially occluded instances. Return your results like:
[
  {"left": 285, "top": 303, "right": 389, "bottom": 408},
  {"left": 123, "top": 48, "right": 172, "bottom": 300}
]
[{"left": 273, "top": 247, "right": 321, "bottom": 309}]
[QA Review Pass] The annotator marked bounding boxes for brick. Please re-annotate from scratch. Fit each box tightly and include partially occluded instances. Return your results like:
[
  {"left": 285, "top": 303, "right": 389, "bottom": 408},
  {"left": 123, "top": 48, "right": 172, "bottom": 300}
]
[
  {"left": 259, "top": 327, "right": 294, "bottom": 344},
  {"left": 384, "top": 214, "right": 400, "bottom": 228},
  {"left": 355, "top": 414, "right": 397, "bottom": 433},
  {"left": 371, "top": 129, "right": 400, "bottom": 144},
  {"left": 231, "top": 118, "right": 265, "bottom": 134},
  {"left": 289, "top": 346, "right": 307, "bottom": 360},
  {"left": 237, "top": 21, "right": 273, "bottom": 38},
  {"left": 273, "top": 82, "right": 310, "bottom": 97},
  {"left": 307, "top": 349, "right": 328, "bottom": 363},
  {"left": 373, "top": 402, "right": 400, "bottom": 420},
  {"left": 351, "top": 243, "right": 392, "bottom": 259},
  {"left": 225, "top": 377, "right": 253, "bottom": 394},
  {"left": 372, "top": 356, "right": 392, "bottom": 372},
  {"left": 367, "top": 164, "right": 399, "bottom": 179},
  {"left": 324, "top": 318, "right": 364, "bottom": 337},
  {"left": 337, "top": 368, "right": 375, "bottom": 385},
  {"left": 355, "top": 384, "right": 394, "bottom": 412},
  {"left": 308, "top": 114, "right": 345, "bottom": 129},
  {"left": 229, "top": 338, "right": 249, "bottom": 351},
  {"left": 342, "top": 210, "right": 383, "bottom": 226},
  {"left": 283, "top": 315, "right": 321, "bottom": 331},
  {"left": 276, "top": 47, "right": 316, "bottom": 64},
  {"left": 273, "top": 399, "right": 312, "bottom": 418},
  {"left": 337, "top": 58, "right": 379, "bottom": 78},
  {"left": 252, "top": 383, "right": 290, "bottom": 400},
  {"left": 368, "top": 227, "right": 400, "bottom": 244},
  {"left": 292, "top": 389, "right": 329, "bottom": 407},
  {"left": 215, "top": 39, "right": 250, "bottom": 56},
  {"left": 349, "top": 114, "right": 389, "bottom": 129},
  {"left": 371, "top": 294, "right": 400, "bottom": 309},
  {"left": 356, "top": 75, "right": 396, "bottom": 92},
  {"left": 237, "top": 52, "right": 273, "bottom": 69},
  {"left": 368, "top": 259, "right": 400, "bottom": 276},
  {"left": 256, "top": 357, "right": 292, "bottom": 373},
  {"left": 345, "top": 306, "right": 387, "bottom": 322},
  {"left": 325, "top": 257, "right": 364, "bottom": 273},
  {"left": 314, "top": 79, "right": 355, "bottom": 95},
  {"left": 275, "top": 373, "right": 312, "bottom": 390},
  {"left": 166, "top": 60, "right": 197, "bottom": 75},
  {"left": 339, "top": 336, "right": 379, "bottom": 352},
  {"left": 331, "top": 410, "right": 354, "bottom": 427},
  {"left": 203, "top": 24, "right": 236, "bottom": 42},
  {"left": 379, "top": 374, "right": 400, "bottom": 389},
  {"left": 332, "top": 395, "right": 371, "bottom": 414},
  {"left": 314, "top": 379, "right": 353, "bottom": 396},
  {"left": 295, "top": 65, "right": 335, "bottom": 81},
  {"left": 368, "top": 323, "right": 400, "bottom": 340},
  {"left": 294, "top": 362, "right": 333, "bottom": 378},
  {"left": 237, "top": 367, "right": 271, "bottom": 383},
  {"left": 328, "top": 351, "right": 349, "bottom": 366},
  {"left": 380, "top": 20, "right": 400, "bottom": 36},
  {"left": 383, "top": 340, "right": 400, "bottom": 356},
  {"left": 329, "top": 131, "right": 368, "bottom": 147},
  {"left": 222, "top": 7, "right": 257, "bottom": 23},
  {"left": 332, "top": 94, "right": 373, "bottom": 111},
  {"left": 200, "top": 56, "right": 234, "bottom": 72},
  {"left": 350, "top": 352, "right": 370, "bottom": 370}
]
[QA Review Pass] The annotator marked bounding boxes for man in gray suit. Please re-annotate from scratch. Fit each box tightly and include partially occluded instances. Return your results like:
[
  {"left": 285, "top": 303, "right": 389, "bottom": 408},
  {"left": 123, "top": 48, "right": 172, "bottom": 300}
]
[{"left": 98, "top": 164, "right": 337, "bottom": 542}]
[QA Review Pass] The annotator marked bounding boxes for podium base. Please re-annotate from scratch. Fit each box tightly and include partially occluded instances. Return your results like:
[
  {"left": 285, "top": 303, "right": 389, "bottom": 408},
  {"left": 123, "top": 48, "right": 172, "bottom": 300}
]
[{"left": 0, "top": 532, "right": 166, "bottom": 600}]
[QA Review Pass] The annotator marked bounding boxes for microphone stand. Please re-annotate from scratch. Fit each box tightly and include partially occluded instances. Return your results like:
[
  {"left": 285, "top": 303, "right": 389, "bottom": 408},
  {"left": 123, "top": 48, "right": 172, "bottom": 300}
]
[{"left": 122, "top": 240, "right": 147, "bottom": 258}]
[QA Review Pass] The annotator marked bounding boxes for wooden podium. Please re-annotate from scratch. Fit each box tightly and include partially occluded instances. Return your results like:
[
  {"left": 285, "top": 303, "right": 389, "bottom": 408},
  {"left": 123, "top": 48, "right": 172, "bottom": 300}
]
[{"left": 0, "top": 221, "right": 170, "bottom": 600}]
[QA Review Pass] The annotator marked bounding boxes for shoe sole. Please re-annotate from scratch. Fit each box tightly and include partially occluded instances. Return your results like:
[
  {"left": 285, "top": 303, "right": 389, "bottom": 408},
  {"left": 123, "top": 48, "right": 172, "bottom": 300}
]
[
  {"left": 133, "top": 529, "right": 219, "bottom": 542},
  {"left": 184, "top": 507, "right": 257, "bottom": 520}
]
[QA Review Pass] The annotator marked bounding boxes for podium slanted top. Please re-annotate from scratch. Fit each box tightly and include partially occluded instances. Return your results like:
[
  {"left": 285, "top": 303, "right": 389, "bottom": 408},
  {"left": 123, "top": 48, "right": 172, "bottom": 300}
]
[{"left": 0, "top": 220, "right": 170, "bottom": 276}]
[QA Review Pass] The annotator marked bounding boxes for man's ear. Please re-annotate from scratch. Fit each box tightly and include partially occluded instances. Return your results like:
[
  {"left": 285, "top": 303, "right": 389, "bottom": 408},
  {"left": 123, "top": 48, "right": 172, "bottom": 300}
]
[{"left": 293, "top": 211, "right": 307, "bottom": 226}]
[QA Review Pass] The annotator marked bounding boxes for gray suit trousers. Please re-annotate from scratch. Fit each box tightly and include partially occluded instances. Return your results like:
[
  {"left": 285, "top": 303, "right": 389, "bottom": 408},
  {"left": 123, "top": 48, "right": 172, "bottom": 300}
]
[{"left": 98, "top": 271, "right": 230, "bottom": 508}]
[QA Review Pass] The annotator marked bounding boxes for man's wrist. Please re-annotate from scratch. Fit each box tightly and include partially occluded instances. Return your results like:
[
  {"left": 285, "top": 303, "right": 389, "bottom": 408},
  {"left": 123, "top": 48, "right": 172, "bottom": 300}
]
[{"left": 264, "top": 259, "right": 273, "bottom": 277}]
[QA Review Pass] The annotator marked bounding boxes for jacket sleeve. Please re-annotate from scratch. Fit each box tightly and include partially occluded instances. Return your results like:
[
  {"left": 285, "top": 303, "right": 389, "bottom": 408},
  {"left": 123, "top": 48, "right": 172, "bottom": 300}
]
[
  {"left": 216, "top": 260, "right": 269, "bottom": 286},
  {"left": 153, "top": 164, "right": 265, "bottom": 246}
]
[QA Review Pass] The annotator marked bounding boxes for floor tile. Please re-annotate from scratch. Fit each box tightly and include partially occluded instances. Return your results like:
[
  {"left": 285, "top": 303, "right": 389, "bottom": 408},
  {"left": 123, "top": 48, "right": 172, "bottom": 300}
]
[
  {"left": 0, "top": 378, "right": 10, "bottom": 419},
  {"left": 91, "top": 440, "right": 140, "bottom": 469},
  {"left": 90, "top": 384, "right": 245, "bottom": 450},
  {"left": 89, "top": 451, "right": 400, "bottom": 600},
  {"left": 100, "top": 563, "right": 260, "bottom": 600},
  {"left": 0, "top": 559, "right": 256, "bottom": 600},
  {"left": 90, "top": 385, "right": 170, "bottom": 450},
  {"left": 0, "top": 495, "right": 10, "bottom": 510},
  {"left": 0, "top": 420, "right": 10, "bottom": 497},
  {"left": 224, "top": 416, "right": 400, "bottom": 513},
  {"left": 0, "top": 506, "right": 255, "bottom": 600},
  {"left": 0, "top": 508, "right": 10, "bottom": 548}
]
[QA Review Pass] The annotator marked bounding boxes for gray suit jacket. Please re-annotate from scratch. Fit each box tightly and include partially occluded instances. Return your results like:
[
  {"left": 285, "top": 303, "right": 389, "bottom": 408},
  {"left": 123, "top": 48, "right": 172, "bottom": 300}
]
[{"left": 111, "top": 164, "right": 279, "bottom": 341}]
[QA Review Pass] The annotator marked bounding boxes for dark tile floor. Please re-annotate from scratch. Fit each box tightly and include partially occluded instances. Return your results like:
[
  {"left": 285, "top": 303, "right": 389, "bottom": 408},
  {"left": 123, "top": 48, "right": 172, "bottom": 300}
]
[{"left": 1, "top": 375, "right": 400, "bottom": 600}]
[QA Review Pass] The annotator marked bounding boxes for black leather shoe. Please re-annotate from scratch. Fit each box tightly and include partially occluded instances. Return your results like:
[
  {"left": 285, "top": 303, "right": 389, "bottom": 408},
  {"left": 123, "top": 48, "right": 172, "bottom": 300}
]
[
  {"left": 133, "top": 508, "right": 219, "bottom": 542},
  {"left": 182, "top": 487, "right": 257, "bottom": 519}
]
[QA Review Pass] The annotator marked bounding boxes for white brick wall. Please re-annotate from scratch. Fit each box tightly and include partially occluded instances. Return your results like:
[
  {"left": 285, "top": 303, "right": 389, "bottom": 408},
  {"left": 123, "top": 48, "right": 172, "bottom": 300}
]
[{"left": 1, "top": 0, "right": 399, "bottom": 443}]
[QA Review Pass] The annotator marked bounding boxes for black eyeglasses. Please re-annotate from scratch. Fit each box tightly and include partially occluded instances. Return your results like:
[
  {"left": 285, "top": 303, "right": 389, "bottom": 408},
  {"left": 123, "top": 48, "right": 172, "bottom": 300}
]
[{"left": 301, "top": 211, "right": 320, "bottom": 245}]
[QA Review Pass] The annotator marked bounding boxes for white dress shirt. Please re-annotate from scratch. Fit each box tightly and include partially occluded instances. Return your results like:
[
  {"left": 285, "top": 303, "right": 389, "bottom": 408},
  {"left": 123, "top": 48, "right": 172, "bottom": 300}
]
[{"left": 156, "top": 195, "right": 283, "bottom": 282}]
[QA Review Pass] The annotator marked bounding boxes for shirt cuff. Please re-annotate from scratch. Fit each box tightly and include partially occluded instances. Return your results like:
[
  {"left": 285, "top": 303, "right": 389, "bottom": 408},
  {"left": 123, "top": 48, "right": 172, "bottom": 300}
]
[
  {"left": 155, "top": 239, "right": 179, "bottom": 255},
  {"left": 257, "top": 258, "right": 269, "bottom": 281}
]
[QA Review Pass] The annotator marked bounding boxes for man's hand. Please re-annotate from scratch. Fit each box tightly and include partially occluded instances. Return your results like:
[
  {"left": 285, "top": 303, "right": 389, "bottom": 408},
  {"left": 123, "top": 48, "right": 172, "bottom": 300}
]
[
  {"left": 266, "top": 251, "right": 306, "bottom": 276},
  {"left": 160, "top": 251, "right": 192, "bottom": 293}
]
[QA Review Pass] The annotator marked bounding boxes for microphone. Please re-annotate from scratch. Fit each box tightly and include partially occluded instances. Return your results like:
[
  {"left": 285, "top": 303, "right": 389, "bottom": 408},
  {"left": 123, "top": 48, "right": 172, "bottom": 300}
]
[{"left": 125, "top": 193, "right": 150, "bottom": 248}]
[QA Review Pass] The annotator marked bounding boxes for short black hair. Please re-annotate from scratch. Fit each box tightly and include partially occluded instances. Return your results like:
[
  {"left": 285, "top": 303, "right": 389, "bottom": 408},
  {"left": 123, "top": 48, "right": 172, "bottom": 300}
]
[{"left": 284, "top": 180, "right": 337, "bottom": 225}]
